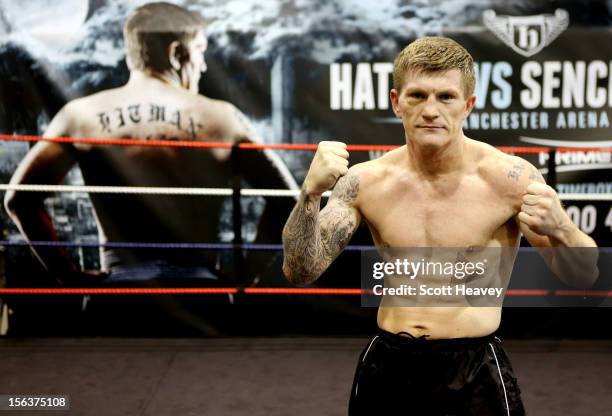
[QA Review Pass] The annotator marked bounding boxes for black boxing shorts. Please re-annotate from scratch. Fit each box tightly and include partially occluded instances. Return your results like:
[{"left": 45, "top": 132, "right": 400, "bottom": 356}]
[{"left": 349, "top": 330, "right": 526, "bottom": 415}]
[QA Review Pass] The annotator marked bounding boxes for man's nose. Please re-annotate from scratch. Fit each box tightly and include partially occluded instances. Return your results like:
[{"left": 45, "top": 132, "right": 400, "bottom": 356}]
[{"left": 421, "top": 96, "right": 439, "bottom": 119}]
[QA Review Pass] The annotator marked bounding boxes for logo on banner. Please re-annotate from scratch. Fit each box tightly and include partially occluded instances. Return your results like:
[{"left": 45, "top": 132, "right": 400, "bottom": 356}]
[{"left": 483, "top": 9, "right": 569, "bottom": 57}]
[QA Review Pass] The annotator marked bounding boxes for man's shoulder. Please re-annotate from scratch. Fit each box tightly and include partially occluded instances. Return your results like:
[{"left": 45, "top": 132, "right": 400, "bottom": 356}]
[
  {"left": 68, "top": 84, "right": 229, "bottom": 113},
  {"left": 473, "top": 139, "right": 541, "bottom": 199},
  {"left": 207, "top": 99, "right": 247, "bottom": 124},
  {"left": 185, "top": 95, "right": 236, "bottom": 116},
  {"left": 472, "top": 139, "right": 514, "bottom": 169},
  {"left": 347, "top": 149, "right": 397, "bottom": 182},
  {"left": 342, "top": 146, "right": 404, "bottom": 196},
  {"left": 358, "top": 145, "right": 404, "bottom": 169},
  {"left": 188, "top": 96, "right": 251, "bottom": 139},
  {"left": 58, "top": 87, "right": 127, "bottom": 121},
  {"left": 68, "top": 86, "right": 126, "bottom": 106},
  {"left": 45, "top": 95, "right": 102, "bottom": 137},
  {"left": 52, "top": 88, "right": 127, "bottom": 135}
]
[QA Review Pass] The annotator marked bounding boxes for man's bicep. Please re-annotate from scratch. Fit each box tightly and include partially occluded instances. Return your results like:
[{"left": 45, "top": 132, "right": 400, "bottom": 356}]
[
  {"left": 5, "top": 141, "right": 77, "bottom": 217},
  {"left": 319, "top": 199, "right": 360, "bottom": 249},
  {"left": 10, "top": 141, "right": 76, "bottom": 186},
  {"left": 30, "top": 103, "right": 77, "bottom": 183},
  {"left": 319, "top": 172, "right": 362, "bottom": 255}
]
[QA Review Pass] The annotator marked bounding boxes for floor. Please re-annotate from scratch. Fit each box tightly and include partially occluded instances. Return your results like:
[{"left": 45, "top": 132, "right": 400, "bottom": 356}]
[{"left": 1, "top": 337, "right": 611, "bottom": 415}]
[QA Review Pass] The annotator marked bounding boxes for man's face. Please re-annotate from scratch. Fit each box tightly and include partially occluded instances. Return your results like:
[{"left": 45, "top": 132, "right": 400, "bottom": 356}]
[
  {"left": 183, "top": 29, "right": 208, "bottom": 93},
  {"left": 390, "top": 69, "right": 475, "bottom": 149}
]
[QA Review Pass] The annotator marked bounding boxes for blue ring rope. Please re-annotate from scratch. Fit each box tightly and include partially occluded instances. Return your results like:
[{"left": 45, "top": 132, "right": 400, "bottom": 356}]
[
  {"left": 2, "top": 241, "right": 609, "bottom": 253},
  {"left": 0, "top": 240, "right": 372, "bottom": 251}
]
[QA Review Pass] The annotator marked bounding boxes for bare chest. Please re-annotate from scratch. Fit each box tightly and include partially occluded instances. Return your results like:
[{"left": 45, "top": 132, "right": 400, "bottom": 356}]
[{"left": 360, "top": 175, "right": 518, "bottom": 247}]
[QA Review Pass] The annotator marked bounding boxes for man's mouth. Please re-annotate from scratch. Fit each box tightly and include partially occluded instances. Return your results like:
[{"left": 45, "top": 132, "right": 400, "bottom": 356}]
[{"left": 416, "top": 125, "right": 445, "bottom": 129}]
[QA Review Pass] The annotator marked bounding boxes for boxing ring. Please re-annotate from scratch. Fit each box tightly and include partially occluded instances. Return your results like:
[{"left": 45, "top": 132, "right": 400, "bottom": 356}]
[
  {"left": 0, "top": 133, "right": 609, "bottom": 299},
  {"left": 0, "top": 134, "right": 611, "bottom": 415},
  {"left": 0, "top": 337, "right": 611, "bottom": 415}
]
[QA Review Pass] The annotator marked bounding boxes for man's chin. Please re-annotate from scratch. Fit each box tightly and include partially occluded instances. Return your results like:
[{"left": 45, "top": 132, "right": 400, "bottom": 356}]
[{"left": 410, "top": 133, "right": 449, "bottom": 148}]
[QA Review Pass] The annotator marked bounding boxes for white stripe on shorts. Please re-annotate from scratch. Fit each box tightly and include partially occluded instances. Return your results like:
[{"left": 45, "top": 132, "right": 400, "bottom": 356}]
[{"left": 489, "top": 342, "right": 510, "bottom": 416}]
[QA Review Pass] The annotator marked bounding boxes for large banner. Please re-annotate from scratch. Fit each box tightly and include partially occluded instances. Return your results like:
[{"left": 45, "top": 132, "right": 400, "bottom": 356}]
[
  {"left": 0, "top": 1, "right": 611, "bottom": 334},
  {"left": 292, "top": 8, "right": 612, "bottom": 244}
]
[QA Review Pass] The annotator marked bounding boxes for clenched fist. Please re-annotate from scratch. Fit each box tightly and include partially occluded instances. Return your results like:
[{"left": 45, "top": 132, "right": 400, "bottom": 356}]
[
  {"left": 303, "top": 141, "right": 349, "bottom": 196},
  {"left": 518, "top": 182, "right": 572, "bottom": 238}
]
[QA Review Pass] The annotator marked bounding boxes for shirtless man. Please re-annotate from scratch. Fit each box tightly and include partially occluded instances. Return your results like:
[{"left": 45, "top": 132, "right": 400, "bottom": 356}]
[
  {"left": 282, "top": 37, "right": 598, "bottom": 415},
  {"left": 5, "top": 2, "right": 297, "bottom": 284}
]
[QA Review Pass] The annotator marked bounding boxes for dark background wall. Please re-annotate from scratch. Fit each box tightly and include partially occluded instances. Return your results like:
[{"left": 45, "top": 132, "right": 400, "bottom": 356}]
[{"left": 0, "top": 0, "right": 611, "bottom": 337}]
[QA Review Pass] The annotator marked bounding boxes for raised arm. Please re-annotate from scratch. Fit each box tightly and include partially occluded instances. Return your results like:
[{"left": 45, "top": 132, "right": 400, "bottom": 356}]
[
  {"left": 282, "top": 141, "right": 361, "bottom": 285},
  {"left": 513, "top": 159, "right": 598, "bottom": 288}
]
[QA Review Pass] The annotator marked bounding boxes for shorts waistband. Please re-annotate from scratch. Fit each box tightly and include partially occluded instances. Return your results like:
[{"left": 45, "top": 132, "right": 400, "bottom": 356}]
[{"left": 378, "top": 329, "right": 498, "bottom": 349}]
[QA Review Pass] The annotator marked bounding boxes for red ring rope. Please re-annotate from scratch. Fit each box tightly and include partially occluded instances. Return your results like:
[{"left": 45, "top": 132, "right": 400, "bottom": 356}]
[
  {"left": 0, "top": 288, "right": 570, "bottom": 297},
  {"left": 7, "top": 134, "right": 605, "bottom": 154}
]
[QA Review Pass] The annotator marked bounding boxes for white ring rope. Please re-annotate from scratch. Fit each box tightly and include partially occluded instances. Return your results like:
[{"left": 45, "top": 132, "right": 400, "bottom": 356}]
[
  {"left": 0, "top": 184, "right": 609, "bottom": 201},
  {"left": 557, "top": 194, "right": 612, "bottom": 201},
  {"left": 0, "top": 184, "right": 331, "bottom": 198}
]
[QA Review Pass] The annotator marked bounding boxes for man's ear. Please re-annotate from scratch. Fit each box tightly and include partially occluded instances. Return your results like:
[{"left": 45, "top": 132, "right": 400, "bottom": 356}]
[
  {"left": 390, "top": 89, "right": 401, "bottom": 118},
  {"left": 168, "top": 40, "right": 185, "bottom": 71},
  {"left": 464, "top": 95, "right": 476, "bottom": 118}
]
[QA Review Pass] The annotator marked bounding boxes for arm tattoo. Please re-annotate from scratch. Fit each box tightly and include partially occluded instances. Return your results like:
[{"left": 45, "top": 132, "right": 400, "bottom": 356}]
[
  {"left": 507, "top": 162, "right": 526, "bottom": 181},
  {"left": 282, "top": 173, "right": 360, "bottom": 284},
  {"left": 331, "top": 174, "right": 359, "bottom": 204},
  {"left": 507, "top": 160, "right": 545, "bottom": 183},
  {"left": 528, "top": 165, "right": 546, "bottom": 183}
]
